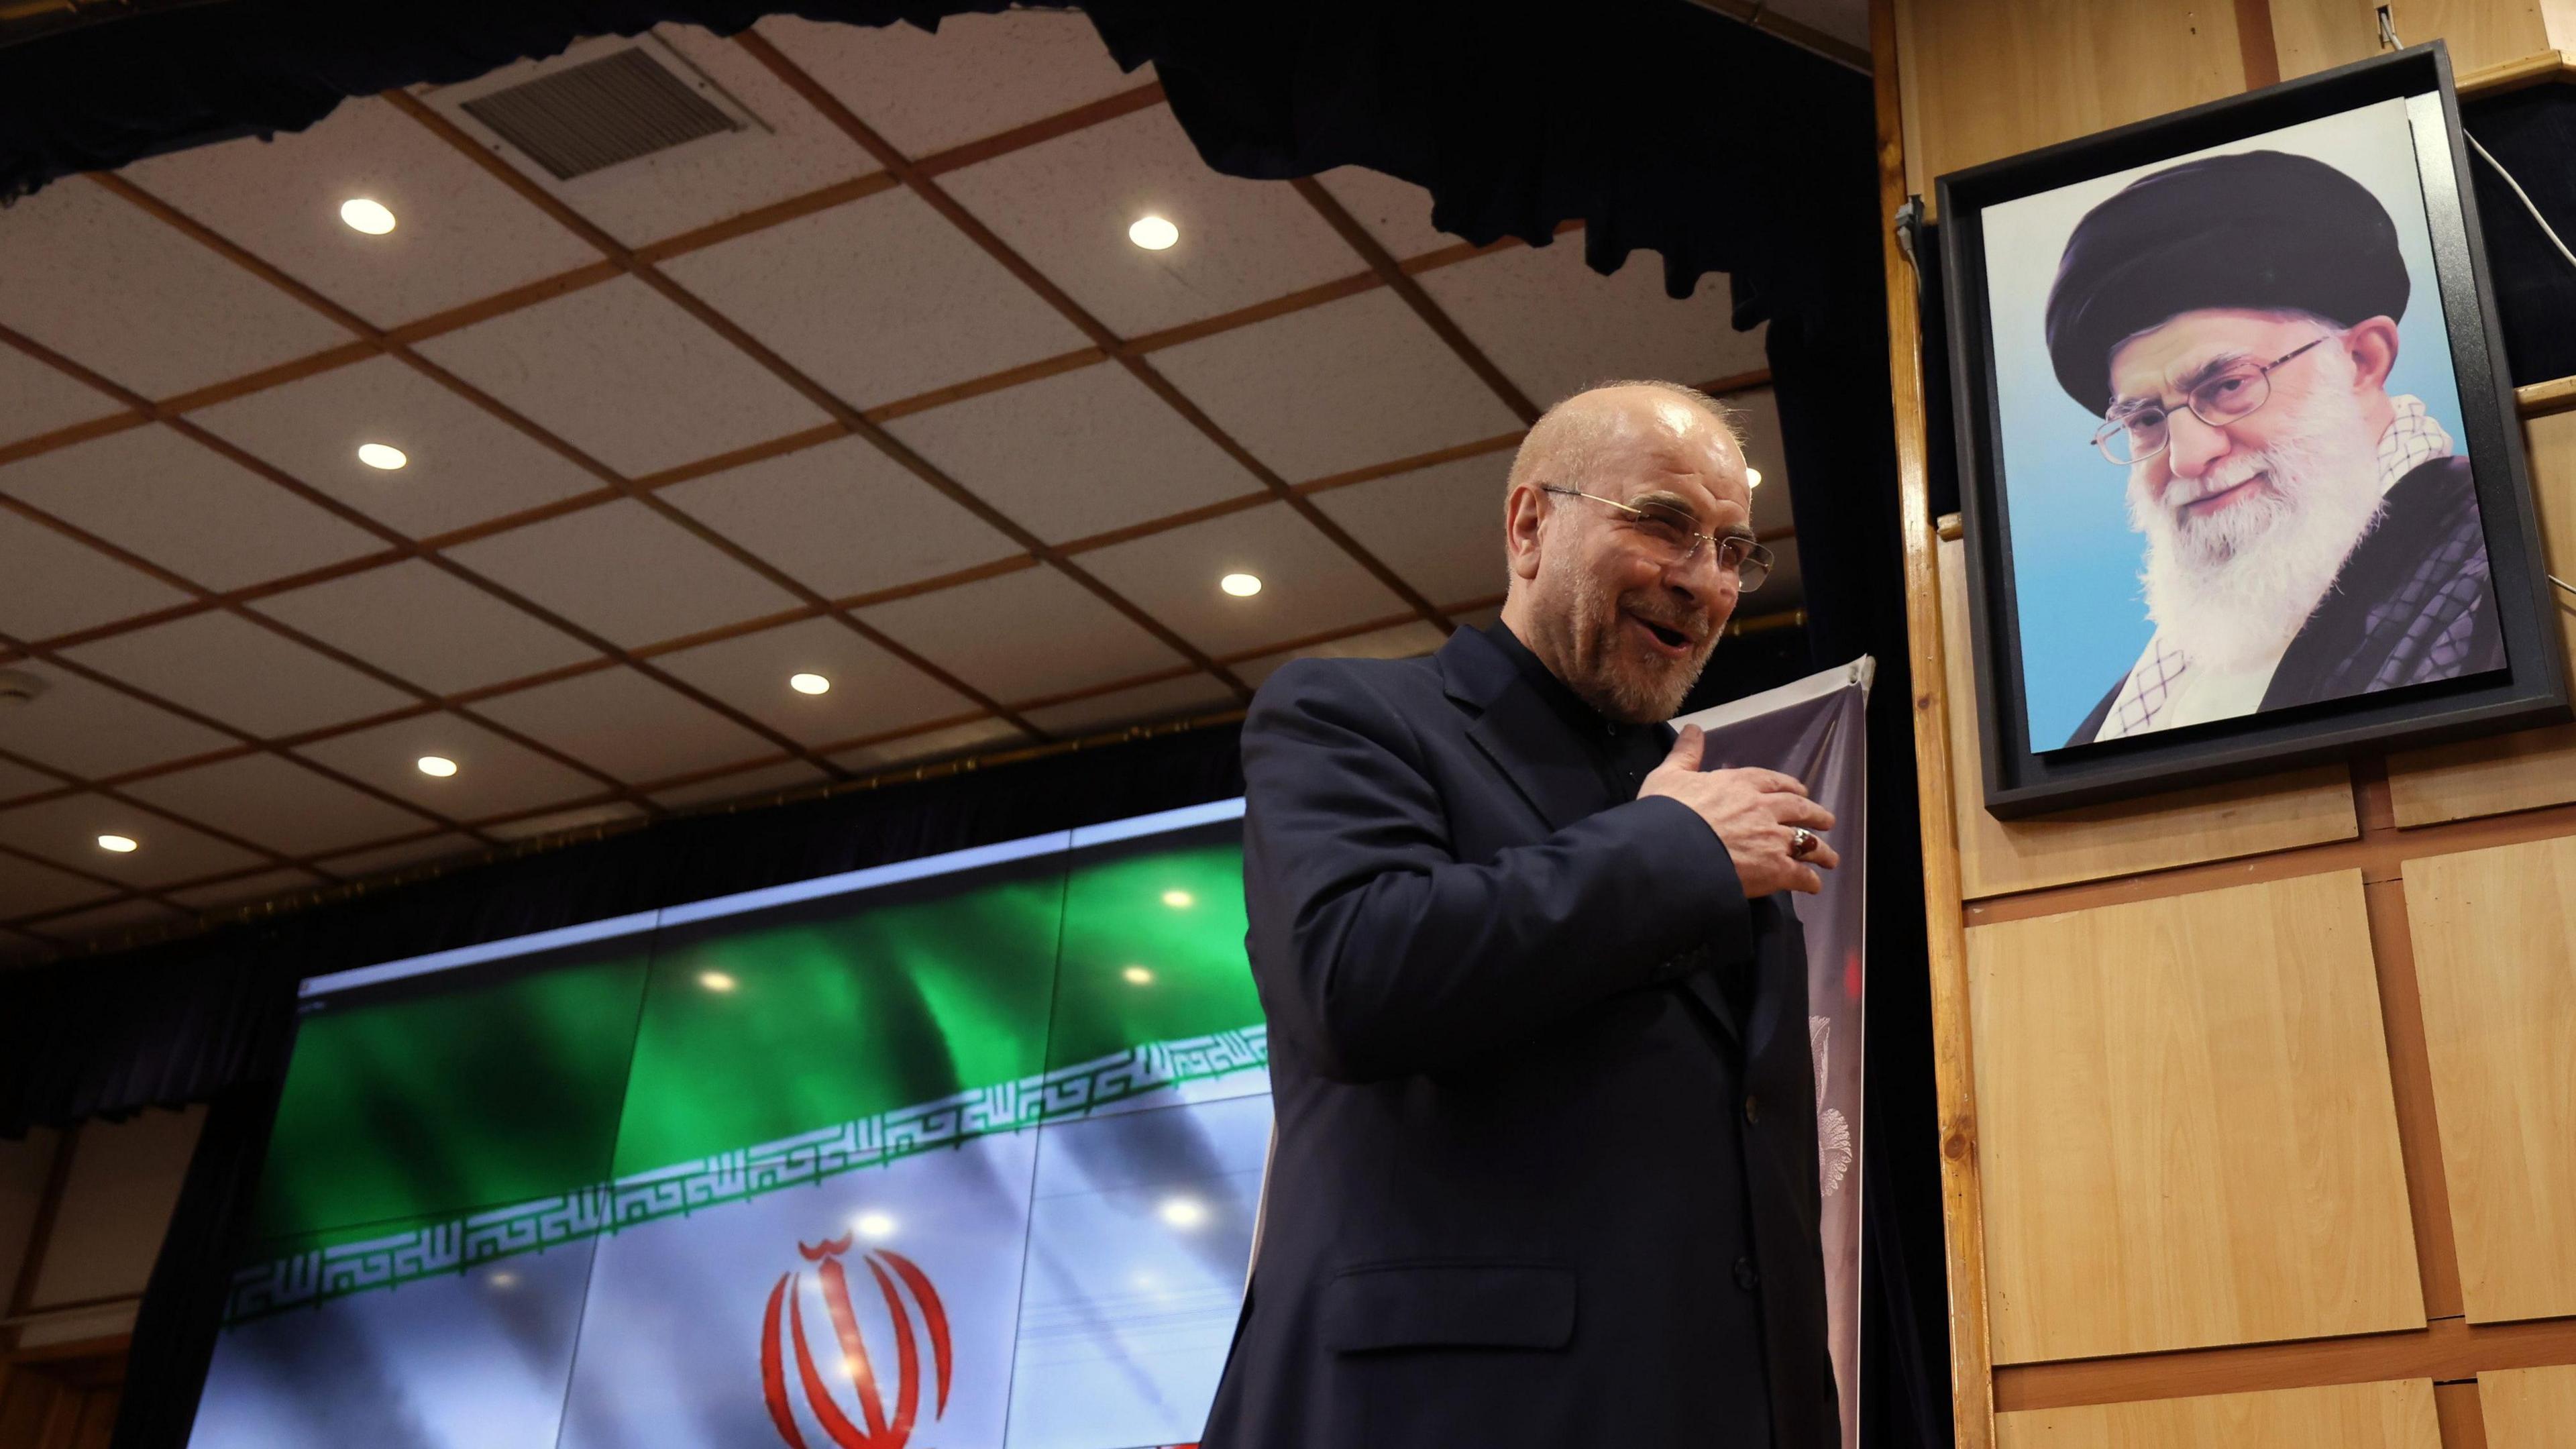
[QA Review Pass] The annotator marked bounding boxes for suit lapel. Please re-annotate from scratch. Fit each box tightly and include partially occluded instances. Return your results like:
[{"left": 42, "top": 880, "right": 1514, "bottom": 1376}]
[{"left": 1441, "top": 627, "right": 1603, "bottom": 836}]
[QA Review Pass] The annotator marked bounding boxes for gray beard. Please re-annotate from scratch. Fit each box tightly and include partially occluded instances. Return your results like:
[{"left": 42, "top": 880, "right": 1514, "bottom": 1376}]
[
  {"left": 1536, "top": 549, "right": 1713, "bottom": 722},
  {"left": 2128, "top": 386, "right": 2387, "bottom": 674}
]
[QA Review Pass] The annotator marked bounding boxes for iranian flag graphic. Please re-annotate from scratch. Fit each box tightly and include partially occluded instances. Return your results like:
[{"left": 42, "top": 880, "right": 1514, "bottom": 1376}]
[{"left": 190, "top": 811, "right": 1269, "bottom": 1449}]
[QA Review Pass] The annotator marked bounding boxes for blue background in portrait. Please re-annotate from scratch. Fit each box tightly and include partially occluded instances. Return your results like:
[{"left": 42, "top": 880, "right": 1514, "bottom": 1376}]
[{"left": 1980, "top": 99, "right": 2469, "bottom": 749}]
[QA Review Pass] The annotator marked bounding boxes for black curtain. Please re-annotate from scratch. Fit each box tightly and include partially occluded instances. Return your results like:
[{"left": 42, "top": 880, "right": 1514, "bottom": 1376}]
[{"left": 1, "top": 3, "right": 1951, "bottom": 1444}]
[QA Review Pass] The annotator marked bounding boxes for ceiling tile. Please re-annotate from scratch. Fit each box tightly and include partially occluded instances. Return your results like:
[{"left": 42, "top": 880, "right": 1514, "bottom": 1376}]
[
  {"left": 445, "top": 499, "right": 803, "bottom": 649},
  {"left": 885, "top": 362, "right": 1259, "bottom": 543},
  {"left": 651, "top": 615, "right": 975, "bottom": 748},
  {"left": 761, "top": 10, "right": 1145, "bottom": 160},
  {"left": 1416, "top": 240, "right": 1769, "bottom": 411},
  {"left": 1311, "top": 452, "right": 1511, "bottom": 614},
  {"left": 1075, "top": 503, "right": 1409, "bottom": 659},
  {"left": 0, "top": 347, "right": 123, "bottom": 449},
  {"left": 434, "top": 27, "right": 876, "bottom": 250},
  {"left": 61, "top": 612, "right": 417, "bottom": 738},
  {"left": 0, "top": 508, "right": 195, "bottom": 643},
  {"left": 0, "top": 756, "right": 60, "bottom": 806},
  {"left": 1020, "top": 673, "right": 1236, "bottom": 737},
  {"left": 123, "top": 754, "right": 434, "bottom": 857},
  {"left": 1313, "top": 166, "right": 1455, "bottom": 260},
  {"left": 191, "top": 354, "right": 606, "bottom": 539},
  {"left": 0, "top": 792, "right": 270, "bottom": 890},
  {"left": 167, "top": 866, "right": 329, "bottom": 913},
  {"left": 1151, "top": 288, "right": 1522, "bottom": 481},
  {"left": 248, "top": 560, "right": 599, "bottom": 696},
  {"left": 0, "top": 426, "right": 390, "bottom": 592},
  {"left": 0, "top": 180, "right": 354, "bottom": 399},
  {"left": 413, "top": 274, "right": 832, "bottom": 478},
  {"left": 648, "top": 758, "right": 828, "bottom": 811},
  {"left": 485, "top": 800, "right": 650, "bottom": 842},
  {"left": 830, "top": 716, "right": 1028, "bottom": 773},
  {"left": 0, "top": 926, "right": 58, "bottom": 965},
  {"left": 941, "top": 106, "right": 1356, "bottom": 338},
  {"left": 659, "top": 187, "right": 1090, "bottom": 411},
  {"left": 1234, "top": 619, "right": 1449, "bottom": 690},
  {"left": 858, "top": 566, "right": 1183, "bottom": 704},
  {"left": 295, "top": 710, "right": 610, "bottom": 824},
  {"left": 1450, "top": 601, "right": 1505, "bottom": 632},
  {"left": 28, "top": 896, "right": 191, "bottom": 947},
  {"left": 309, "top": 831, "right": 478, "bottom": 879},
  {"left": 467, "top": 667, "right": 779, "bottom": 784},
  {"left": 0, "top": 667, "right": 235, "bottom": 780},
  {"left": 120, "top": 97, "right": 603, "bottom": 330},
  {"left": 0, "top": 851, "right": 118, "bottom": 922},
  {"left": 660, "top": 435, "right": 1022, "bottom": 601}
]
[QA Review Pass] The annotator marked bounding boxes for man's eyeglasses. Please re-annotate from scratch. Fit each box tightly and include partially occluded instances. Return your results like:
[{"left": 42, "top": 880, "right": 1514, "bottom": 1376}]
[
  {"left": 2092, "top": 336, "right": 2329, "bottom": 465},
  {"left": 1538, "top": 485, "right": 1772, "bottom": 592}
]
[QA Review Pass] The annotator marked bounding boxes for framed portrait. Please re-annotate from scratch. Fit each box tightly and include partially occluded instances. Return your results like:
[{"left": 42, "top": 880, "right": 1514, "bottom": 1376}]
[{"left": 1939, "top": 43, "right": 2567, "bottom": 818}]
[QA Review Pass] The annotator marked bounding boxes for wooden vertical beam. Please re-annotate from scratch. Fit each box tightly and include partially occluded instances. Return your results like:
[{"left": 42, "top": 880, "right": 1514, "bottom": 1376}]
[{"left": 1872, "top": 0, "right": 1996, "bottom": 1442}]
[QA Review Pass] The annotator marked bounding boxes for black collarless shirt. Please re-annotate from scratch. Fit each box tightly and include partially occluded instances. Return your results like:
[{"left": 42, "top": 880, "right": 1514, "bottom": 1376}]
[
  {"left": 1487, "top": 622, "right": 1758, "bottom": 1027},
  {"left": 1485, "top": 622, "right": 1673, "bottom": 813}
]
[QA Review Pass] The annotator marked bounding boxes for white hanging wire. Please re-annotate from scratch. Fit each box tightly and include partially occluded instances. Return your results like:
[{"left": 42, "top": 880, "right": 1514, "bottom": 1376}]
[{"left": 2465, "top": 130, "right": 2576, "bottom": 602}]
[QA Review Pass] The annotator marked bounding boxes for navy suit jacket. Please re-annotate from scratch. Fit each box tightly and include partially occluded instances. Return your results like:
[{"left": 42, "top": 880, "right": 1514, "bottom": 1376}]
[{"left": 1199, "top": 625, "right": 1837, "bottom": 1449}]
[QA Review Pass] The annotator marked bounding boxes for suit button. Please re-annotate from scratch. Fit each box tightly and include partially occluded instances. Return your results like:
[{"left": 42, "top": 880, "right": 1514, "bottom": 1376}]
[
  {"left": 1743, "top": 1094, "right": 1761, "bottom": 1126},
  {"left": 1734, "top": 1255, "right": 1761, "bottom": 1291}
]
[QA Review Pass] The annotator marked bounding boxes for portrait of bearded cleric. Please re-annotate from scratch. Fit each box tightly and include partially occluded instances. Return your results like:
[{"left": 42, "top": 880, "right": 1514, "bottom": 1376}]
[
  {"left": 2040, "top": 149, "right": 2504, "bottom": 742},
  {"left": 2043, "top": 148, "right": 2504, "bottom": 747}
]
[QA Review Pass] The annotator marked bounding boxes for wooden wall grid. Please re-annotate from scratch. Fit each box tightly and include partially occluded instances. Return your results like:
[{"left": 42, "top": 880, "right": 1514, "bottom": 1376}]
[{"left": 1876, "top": 0, "right": 2576, "bottom": 1444}]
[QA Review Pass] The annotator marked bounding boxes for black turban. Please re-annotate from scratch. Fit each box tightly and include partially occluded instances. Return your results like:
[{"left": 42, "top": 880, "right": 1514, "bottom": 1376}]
[{"left": 2041, "top": 150, "right": 2409, "bottom": 415}]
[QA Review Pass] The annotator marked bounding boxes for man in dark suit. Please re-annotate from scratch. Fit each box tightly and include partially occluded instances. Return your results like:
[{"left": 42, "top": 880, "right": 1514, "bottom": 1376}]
[{"left": 1199, "top": 380, "right": 1841, "bottom": 1448}]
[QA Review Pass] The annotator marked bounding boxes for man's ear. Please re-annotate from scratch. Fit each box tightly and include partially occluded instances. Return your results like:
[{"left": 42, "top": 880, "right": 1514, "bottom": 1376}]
[
  {"left": 2343, "top": 315, "right": 2400, "bottom": 393},
  {"left": 1503, "top": 484, "right": 1546, "bottom": 583}
]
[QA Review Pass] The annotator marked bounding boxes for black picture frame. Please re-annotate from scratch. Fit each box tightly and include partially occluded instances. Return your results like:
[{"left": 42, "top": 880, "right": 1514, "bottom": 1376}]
[{"left": 1937, "top": 42, "right": 2569, "bottom": 818}]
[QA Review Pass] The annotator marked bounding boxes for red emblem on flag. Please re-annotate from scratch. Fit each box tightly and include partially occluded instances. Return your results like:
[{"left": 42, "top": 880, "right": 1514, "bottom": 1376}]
[{"left": 761, "top": 1233, "right": 953, "bottom": 1449}]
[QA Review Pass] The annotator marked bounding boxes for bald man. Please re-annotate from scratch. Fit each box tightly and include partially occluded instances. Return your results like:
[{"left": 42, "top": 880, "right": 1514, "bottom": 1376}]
[{"left": 1199, "top": 382, "right": 1841, "bottom": 1449}]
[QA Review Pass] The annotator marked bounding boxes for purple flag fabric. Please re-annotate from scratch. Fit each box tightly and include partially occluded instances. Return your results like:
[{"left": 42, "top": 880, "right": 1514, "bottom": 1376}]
[{"left": 1676, "top": 657, "right": 1872, "bottom": 1449}]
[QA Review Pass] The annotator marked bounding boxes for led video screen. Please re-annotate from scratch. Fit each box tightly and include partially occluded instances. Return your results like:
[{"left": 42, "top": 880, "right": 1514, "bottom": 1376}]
[{"left": 188, "top": 800, "right": 1265, "bottom": 1449}]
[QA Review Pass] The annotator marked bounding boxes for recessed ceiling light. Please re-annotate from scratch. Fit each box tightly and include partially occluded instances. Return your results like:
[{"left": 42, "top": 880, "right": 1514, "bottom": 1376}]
[
  {"left": 97, "top": 834, "right": 138, "bottom": 853},
  {"left": 1122, "top": 965, "right": 1155, "bottom": 985},
  {"left": 1746, "top": 467, "right": 1763, "bottom": 488},
  {"left": 699, "top": 970, "right": 737, "bottom": 993},
  {"left": 417, "top": 755, "right": 458, "bottom": 777},
  {"left": 340, "top": 198, "right": 397, "bottom": 235},
  {"left": 1128, "top": 214, "right": 1179, "bottom": 250},
  {"left": 790, "top": 672, "right": 830, "bottom": 696},
  {"left": 1220, "top": 572, "right": 1262, "bottom": 598},
  {"left": 1161, "top": 889, "right": 1194, "bottom": 909},
  {"left": 358, "top": 443, "right": 408, "bottom": 471}
]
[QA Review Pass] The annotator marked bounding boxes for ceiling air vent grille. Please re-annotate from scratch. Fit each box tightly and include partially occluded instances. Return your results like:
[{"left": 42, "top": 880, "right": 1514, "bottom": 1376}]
[{"left": 462, "top": 46, "right": 740, "bottom": 181}]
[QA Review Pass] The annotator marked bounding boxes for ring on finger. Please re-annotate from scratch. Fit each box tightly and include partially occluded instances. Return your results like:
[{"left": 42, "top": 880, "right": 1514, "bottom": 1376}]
[{"left": 1790, "top": 826, "right": 1819, "bottom": 859}]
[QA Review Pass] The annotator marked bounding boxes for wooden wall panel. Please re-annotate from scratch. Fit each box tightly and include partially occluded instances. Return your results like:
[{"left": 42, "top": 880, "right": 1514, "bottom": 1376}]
[
  {"left": 1936, "top": 536, "right": 2359, "bottom": 898},
  {"left": 1970, "top": 870, "right": 2424, "bottom": 1363},
  {"left": 2387, "top": 411, "right": 2576, "bottom": 826},
  {"left": 2403, "top": 837, "right": 2576, "bottom": 1324},
  {"left": 1894, "top": 0, "right": 2247, "bottom": 198},
  {"left": 2271, "top": 0, "right": 2383, "bottom": 77},
  {"left": 2379, "top": 0, "right": 2556, "bottom": 68},
  {"left": 2478, "top": 1364, "right": 2576, "bottom": 1449},
  {"left": 1994, "top": 1379, "right": 2438, "bottom": 1448}
]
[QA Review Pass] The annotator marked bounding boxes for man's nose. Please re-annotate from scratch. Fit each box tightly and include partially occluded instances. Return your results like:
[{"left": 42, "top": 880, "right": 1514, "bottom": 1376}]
[
  {"left": 2164, "top": 409, "right": 2230, "bottom": 479},
  {"left": 1667, "top": 551, "right": 1737, "bottom": 614}
]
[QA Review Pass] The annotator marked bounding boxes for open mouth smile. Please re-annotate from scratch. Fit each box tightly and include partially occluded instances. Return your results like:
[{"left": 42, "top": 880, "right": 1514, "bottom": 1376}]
[{"left": 1625, "top": 613, "right": 1695, "bottom": 659}]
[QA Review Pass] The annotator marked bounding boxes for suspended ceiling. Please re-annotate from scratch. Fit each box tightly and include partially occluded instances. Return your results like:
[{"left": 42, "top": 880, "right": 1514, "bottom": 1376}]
[{"left": 0, "top": 10, "right": 1796, "bottom": 963}]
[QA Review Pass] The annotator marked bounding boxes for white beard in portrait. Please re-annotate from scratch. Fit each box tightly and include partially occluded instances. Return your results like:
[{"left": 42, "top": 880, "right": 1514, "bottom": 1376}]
[{"left": 2125, "top": 345, "right": 2388, "bottom": 673}]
